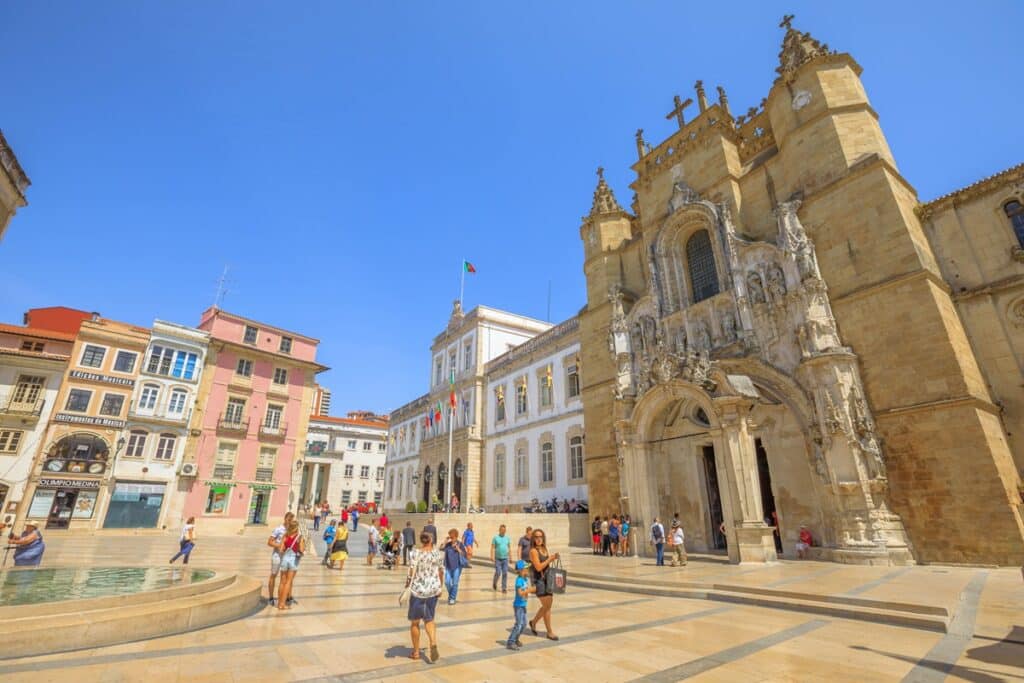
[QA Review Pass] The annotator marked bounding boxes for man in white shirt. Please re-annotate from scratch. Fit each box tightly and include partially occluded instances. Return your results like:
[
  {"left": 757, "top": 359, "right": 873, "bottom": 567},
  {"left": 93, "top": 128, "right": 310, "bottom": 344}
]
[
  {"left": 366, "top": 521, "right": 379, "bottom": 566},
  {"left": 668, "top": 519, "right": 687, "bottom": 567},
  {"left": 267, "top": 511, "right": 295, "bottom": 606}
]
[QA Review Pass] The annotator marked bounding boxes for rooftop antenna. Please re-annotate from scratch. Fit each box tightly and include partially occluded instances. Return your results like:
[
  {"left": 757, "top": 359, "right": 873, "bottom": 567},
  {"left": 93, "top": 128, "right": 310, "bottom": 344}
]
[{"left": 213, "top": 265, "right": 230, "bottom": 308}]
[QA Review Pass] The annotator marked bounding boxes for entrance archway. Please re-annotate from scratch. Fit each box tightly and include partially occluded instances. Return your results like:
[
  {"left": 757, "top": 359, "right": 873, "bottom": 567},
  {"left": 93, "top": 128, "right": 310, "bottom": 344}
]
[
  {"left": 422, "top": 466, "right": 432, "bottom": 505},
  {"left": 436, "top": 463, "right": 447, "bottom": 502}
]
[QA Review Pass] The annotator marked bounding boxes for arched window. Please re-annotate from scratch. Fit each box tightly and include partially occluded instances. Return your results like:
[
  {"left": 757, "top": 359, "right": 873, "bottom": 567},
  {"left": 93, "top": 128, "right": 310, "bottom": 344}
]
[
  {"left": 493, "top": 448, "right": 506, "bottom": 491},
  {"left": 514, "top": 447, "right": 528, "bottom": 488},
  {"left": 1005, "top": 200, "right": 1024, "bottom": 246},
  {"left": 397, "top": 471, "right": 404, "bottom": 501},
  {"left": 540, "top": 442, "right": 554, "bottom": 484},
  {"left": 569, "top": 436, "right": 584, "bottom": 481},
  {"left": 686, "top": 230, "right": 720, "bottom": 303},
  {"left": 387, "top": 472, "right": 394, "bottom": 499}
]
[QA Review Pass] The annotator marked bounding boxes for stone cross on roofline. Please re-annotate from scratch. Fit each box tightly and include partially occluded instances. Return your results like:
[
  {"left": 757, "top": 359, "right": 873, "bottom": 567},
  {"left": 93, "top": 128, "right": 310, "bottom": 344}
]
[{"left": 665, "top": 94, "right": 693, "bottom": 129}]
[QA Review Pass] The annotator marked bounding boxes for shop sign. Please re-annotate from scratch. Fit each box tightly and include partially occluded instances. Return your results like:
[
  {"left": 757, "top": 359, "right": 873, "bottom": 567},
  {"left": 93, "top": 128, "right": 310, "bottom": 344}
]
[
  {"left": 249, "top": 483, "right": 277, "bottom": 490},
  {"left": 69, "top": 370, "right": 135, "bottom": 387},
  {"left": 55, "top": 413, "right": 126, "bottom": 429},
  {"left": 114, "top": 482, "right": 166, "bottom": 495},
  {"left": 204, "top": 480, "right": 236, "bottom": 488},
  {"left": 39, "top": 478, "right": 101, "bottom": 489}
]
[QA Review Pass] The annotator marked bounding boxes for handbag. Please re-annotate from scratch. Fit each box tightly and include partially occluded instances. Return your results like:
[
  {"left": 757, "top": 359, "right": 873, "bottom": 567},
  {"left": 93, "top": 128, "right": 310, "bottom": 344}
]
[
  {"left": 400, "top": 551, "right": 425, "bottom": 606},
  {"left": 544, "top": 557, "right": 567, "bottom": 595},
  {"left": 458, "top": 542, "right": 470, "bottom": 569}
]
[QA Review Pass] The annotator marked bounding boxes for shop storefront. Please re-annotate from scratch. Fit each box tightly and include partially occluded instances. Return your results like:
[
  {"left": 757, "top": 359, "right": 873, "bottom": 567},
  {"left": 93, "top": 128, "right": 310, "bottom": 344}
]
[
  {"left": 204, "top": 481, "right": 235, "bottom": 516},
  {"left": 247, "top": 484, "right": 275, "bottom": 525},
  {"left": 28, "top": 478, "right": 101, "bottom": 529},
  {"left": 103, "top": 482, "right": 166, "bottom": 528}
]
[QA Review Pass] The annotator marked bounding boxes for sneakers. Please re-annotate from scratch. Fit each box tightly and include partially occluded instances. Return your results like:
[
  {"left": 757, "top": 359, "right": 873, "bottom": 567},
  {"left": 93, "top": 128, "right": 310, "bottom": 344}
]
[
  {"left": 506, "top": 642, "right": 521, "bottom": 651},
  {"left": 448, "top": 598, "right": 455, "bottom": 605},
  {"left": 286, "top": 596, "right": 297, "bottom": 606},
  {"left": 268, "top": 598, "right": 277, "bottom": 606}
]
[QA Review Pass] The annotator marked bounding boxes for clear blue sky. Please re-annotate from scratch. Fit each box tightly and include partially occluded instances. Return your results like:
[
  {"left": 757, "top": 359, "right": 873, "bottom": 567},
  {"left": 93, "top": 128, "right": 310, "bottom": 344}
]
[{"left": 2, "top": 3, "right": 1021, "bottom": 415}]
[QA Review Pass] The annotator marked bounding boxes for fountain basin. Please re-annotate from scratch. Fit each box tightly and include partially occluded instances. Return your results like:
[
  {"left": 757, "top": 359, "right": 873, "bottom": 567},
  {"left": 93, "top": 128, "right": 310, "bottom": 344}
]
[{"left": 0, "top": 566, "right": 261, "bottom": 658}]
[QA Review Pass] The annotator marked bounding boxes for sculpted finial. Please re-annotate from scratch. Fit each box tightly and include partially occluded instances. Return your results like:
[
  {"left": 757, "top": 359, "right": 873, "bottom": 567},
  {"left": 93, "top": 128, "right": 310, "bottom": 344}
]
[
  {"left": 635, "top": 129, "right": 647, "bottom": 159},
  {"left": 694, "top": 80, "right": 708, "bottom": 112},
  {"left": 780, "top": 14, "right": 795, "bottom": 30}
]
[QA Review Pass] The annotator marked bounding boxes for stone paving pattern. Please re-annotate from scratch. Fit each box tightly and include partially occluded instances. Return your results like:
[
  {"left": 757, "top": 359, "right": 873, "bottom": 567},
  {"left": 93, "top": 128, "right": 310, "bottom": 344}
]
[{"left": 0, "top": 528, "right": 1021, "bottom": 682}]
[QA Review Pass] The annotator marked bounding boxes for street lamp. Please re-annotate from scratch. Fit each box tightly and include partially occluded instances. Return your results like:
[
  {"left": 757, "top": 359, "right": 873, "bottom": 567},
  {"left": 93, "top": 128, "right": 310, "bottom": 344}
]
[
  {"left": 454, "top": 461, "right": 464, "bottom": 478},
  {"left": 412, "top": 470, "right": 421, "bottom": 485}
]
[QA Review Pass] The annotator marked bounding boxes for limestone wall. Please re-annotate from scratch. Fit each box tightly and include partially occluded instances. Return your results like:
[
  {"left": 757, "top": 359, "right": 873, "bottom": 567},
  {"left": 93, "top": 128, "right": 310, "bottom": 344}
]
[{"left": 383, "top": 512, "right": 591, "bottom": 551}]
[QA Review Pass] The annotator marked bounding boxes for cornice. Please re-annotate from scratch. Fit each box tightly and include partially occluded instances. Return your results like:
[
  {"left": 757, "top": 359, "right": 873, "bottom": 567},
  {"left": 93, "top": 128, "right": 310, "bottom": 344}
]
[
  {"left": 0, "top": 129, "right": 30, "bottom": 201},
  {"left": 916, "top": 162, "right": 1024, "bottom": 221}
]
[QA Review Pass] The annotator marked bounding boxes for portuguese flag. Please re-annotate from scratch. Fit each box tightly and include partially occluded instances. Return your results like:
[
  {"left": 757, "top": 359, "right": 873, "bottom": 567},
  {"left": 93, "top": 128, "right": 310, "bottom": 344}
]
[
  {"left": 463, "top": 260, "right": 476, "bottom": 274},
  {"left": 449, "top": 369, "right": 457, "bottom": 408}
]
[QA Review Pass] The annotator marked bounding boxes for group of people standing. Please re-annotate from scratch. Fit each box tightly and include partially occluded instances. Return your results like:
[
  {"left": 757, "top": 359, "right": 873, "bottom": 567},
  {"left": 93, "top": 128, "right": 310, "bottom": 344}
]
[
  {"left": 590, "top": 514, "right": 632, "bottom": 557},
  {"left": 649, "top": 515, "right": 687, "bottom": 567}
]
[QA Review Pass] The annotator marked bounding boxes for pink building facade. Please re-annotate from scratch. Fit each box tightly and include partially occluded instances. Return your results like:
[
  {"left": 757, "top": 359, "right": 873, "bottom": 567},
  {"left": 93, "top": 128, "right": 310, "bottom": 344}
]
[{"left": 178, "top": 308, "right": 325, "bottom": 533}]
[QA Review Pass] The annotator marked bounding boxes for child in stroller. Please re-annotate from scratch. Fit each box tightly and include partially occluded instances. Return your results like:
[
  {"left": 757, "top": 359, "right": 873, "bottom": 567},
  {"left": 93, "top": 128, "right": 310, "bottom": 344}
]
[{"left": 380, "top": 535, "right": 400, "bottom": 570}]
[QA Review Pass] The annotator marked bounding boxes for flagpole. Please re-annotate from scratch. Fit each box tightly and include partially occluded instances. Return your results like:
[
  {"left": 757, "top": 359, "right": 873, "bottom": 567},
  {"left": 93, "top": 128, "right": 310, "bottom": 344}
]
[
  {"left": 446, "top": 401, "right": 454, "bottom": 510},
  {"left": 459, "top": 258, "right": 466, "bottom": 307}
]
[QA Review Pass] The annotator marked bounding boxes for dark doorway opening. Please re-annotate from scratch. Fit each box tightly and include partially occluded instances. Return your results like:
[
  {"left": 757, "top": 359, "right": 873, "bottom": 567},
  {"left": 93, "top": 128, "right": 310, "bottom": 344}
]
[
  {"left": 422, "top": 466, "right": 432, "bottom": 506},
  {"left": 46, "top": 489, "right": 77, "bottom": 529},
  {"left": 755, "top": 438, "right": 782, "bottom": 553},
  {"left": 702, "top": 446, "right": 726, "bottom": 550}
]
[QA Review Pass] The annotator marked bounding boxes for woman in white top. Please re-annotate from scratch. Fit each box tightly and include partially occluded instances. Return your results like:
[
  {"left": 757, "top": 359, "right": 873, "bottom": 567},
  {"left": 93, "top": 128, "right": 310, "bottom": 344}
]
[
  {"left": 406, "top": 531, "right": 444, "bottom": 662},
  {"left": 170, "top": 517, "right": 196, "bottom": 564}
]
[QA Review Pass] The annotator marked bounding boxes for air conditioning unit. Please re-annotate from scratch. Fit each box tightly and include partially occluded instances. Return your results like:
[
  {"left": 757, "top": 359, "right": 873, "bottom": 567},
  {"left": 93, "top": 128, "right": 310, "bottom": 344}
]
[{"left": 179, "top": 462, "right": 198, "bottom": 477}]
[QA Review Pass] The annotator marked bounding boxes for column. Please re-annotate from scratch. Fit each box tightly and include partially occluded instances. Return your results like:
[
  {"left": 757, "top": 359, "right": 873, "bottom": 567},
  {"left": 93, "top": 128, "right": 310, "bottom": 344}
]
[
  {"left": 618, "top": 426, "right": 659, "bottom": 560},
  {"left": 311, "top": 464, "right": 322, "bottom": 506},
  {"left": 714, "top": 397, "right": 777, "bottom": 564}
]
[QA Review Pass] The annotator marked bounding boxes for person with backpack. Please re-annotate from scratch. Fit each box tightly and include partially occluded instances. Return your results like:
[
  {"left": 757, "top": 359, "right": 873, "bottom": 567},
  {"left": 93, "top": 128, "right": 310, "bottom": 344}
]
[
  {"left": 328, "top": 522, "right": 349, "bottom": 570},
  {"left": 275, "top": 519, "right": 305, "bottom": 610},
  {"left": 591, "top": 516, "right": 601, "bottom": 555},
  {"left": 650, "top": 517, "right": 665, "bottom": 566}
]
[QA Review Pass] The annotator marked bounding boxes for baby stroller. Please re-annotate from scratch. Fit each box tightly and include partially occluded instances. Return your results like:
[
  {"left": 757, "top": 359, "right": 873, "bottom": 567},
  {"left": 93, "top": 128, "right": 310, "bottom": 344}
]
[{"left": 380, "top": 537, "right": 400, "bottom": 570}]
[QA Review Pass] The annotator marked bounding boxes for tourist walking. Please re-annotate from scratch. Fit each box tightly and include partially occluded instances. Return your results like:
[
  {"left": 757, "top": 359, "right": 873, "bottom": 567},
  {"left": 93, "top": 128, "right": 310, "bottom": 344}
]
[
  {"left": 351, "top": 507, "right": 359, "bottom": 532},
  {"left": 591, "top": 516, "right": 601, "bottom": 554},
  {"left": 518, "top": 526, "right": 533, "bottom": 562},
  {"left": 423, "top": 517, "right": 438, "bottom": 545},
  {"left": 491, "top": 524, "right": 512, "bottom": 592},
  {"left": 267, "top": 512, "right": 294, "bottom": 606},
  {"left": 328, "top": 522, "right": 349, "bottom": 569},
  {"left": 669, "top": 519, "right": 687, "bottom": 566},
  {"left": 406, "top": 531, "right": 444, "bottom": 662},
  {"left": 402, "top": 521, "right": 416, "bottom": 565},
  {"left": 621, "top": 515, "right": 631, "bottom": 556},
  {"left": 313, "top": 505, "right": 321, "bottom": 531},
  {"left": 276, "top": 519, "right": 305, "bottom": 610},
  {"left": 169, "top": 516, "right": 196, "bottom": 565},
  {"left": 505, "top": 560, "right": 536, "bottom": 650},
  {"left": 441, "top": 528, "right": 467, "bottom": 604},
  {"left": 322, "top": 519, "right": 337, "bottom": 565},
  {"left": 600, "top": 516, "right": 610, "bottom": 556},
  {"left": 650, "top": 517, "right": 666, "bottom": 566},
  {"left": 366, "top": 520, "right": 379, "bottom": 566},
  {"left": 8, "top": 521, "right": 44, "bottom": 567},
  {"left": 380, "top": 511, "right": 390, "bottom": 531},
  {"left": 341, "top": 507, "right": 349, "bottom": 528},
  {"left": 462, "top": 522, "right": 478, "bottom": 563},
  {"left": 528, "top": 528, "right": 560, "bottom": 640}
]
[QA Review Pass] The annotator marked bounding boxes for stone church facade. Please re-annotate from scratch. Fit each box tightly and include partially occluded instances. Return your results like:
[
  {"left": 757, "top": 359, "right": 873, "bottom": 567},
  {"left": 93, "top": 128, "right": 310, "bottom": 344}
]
[{"left": 578, "top": 20, "right": 1024, "bottom": 565}]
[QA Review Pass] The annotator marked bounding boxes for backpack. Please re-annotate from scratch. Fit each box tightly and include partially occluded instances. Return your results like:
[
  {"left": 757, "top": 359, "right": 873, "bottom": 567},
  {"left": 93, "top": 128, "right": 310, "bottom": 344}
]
[{"left": 651, "top": 522, "right": 664, "bottom": 542}]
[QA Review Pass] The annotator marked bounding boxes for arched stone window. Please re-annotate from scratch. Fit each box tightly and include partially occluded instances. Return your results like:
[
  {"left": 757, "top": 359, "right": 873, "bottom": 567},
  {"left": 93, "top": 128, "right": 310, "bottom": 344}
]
[
  {"left": 1005, "top": 200, "right": 1024, "bottom": 246},
  {"left": 493, "top": 446, "right": 506, "bottom": 491},
  {"left": 540, "top": 441, "right": 554, "bottom": 484},
  {"left": 686, "top": 229, "right": 720, "bottom": 302},
  {"left": 569, "top": 435, "right": 584, "bottom": 481}
]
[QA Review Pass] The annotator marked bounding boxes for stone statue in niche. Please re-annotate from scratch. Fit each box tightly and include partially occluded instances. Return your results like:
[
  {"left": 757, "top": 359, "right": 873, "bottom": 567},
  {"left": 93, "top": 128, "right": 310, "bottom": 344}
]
[
  {"left": 746, "top": 271, "right": 767, "bottom": 304},
  {"left": 776, "top": 197, "right": 809, "bottom": 253},
  {"left": 673, "top": 326, "right": 688, "bottom": 354},
  {"left": 693, "top": 320, "right": 711, "bottom": 352},
  {"left": 631, "top": 322, "right": 645, "bottom": 357},
  {"left": 766, "top": 264, "right": 787, "bottom": 301},
  {"left": 721, "top": 311, "right": 737, "bottom": 341},
  {"left": 822, "top": 388, "right": 843, "bottom": 434},
  {"left": 796, "top": 250, "right": 818, "bottom": 282},
  {"left": 608, "top": 285, "right": 627, "bottom": 333},
  {"left": 641, "top": 316, "right": 657, "bottom": 352}
]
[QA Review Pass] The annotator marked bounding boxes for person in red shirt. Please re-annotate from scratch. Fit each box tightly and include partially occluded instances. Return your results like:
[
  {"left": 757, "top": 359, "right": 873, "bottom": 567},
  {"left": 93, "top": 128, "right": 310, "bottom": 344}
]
[
  {"left": 796, "top": 525, "right": 813, "bottom": 559},
  {"left": 380, "top": 512, "right": 389, "bottom": 531}
]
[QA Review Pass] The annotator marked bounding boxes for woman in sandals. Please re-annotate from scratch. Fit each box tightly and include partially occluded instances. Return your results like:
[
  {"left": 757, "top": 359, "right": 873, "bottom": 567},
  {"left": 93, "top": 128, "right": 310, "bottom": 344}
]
[
  {"left": 406, "top": 531, "right": 444, "bottom": 662},
  {"left": 528, "top": 528, "right": 561, "bottom": 640},
  {"left": 276, "top": 519, "right": 304, "bottom": 610}
]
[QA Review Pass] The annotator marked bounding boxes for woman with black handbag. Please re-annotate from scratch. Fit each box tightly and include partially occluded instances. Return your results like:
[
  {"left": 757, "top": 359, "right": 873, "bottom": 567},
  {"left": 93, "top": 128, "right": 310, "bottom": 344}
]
[{"left": 527, "top": 528, "right": 561, "bottom": 641}]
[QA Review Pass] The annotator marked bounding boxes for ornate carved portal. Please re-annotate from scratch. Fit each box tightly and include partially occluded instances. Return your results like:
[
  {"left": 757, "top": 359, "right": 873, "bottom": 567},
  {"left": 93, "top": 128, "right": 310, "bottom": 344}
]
[{"left": 608, "top": 189, "right": 914, "bottom": 565}]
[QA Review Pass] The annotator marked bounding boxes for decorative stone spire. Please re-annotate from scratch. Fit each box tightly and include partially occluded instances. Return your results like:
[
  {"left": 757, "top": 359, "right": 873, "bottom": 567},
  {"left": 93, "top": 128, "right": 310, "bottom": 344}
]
[
  {"left": 776, "top": 14, "right": 833, "bottom": 82},
  {"left": 694, "top": 80, "right": 708, "bottom": 112},
  {"left": 716, "top": 85, "right": 732, "bottom": 119},
  {"left": 589, "top": 167, "right": 624, "bottom": 217}
]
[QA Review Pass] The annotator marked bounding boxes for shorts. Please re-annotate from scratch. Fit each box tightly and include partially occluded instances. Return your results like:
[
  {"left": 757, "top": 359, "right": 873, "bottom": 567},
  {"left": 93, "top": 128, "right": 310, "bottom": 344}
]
[
  {"left": 534, "top": 575, "right": 551, "bottom": 598},
  {"left": 795, "top": 542, "right": 809, "bottom": 551},
  {"left": 279, "top": 550, "right": 300, "bottom": 572},
  {"left": 407, "top": 595, "right": 438, "bottom": 622},
  {"left": 592, "top": 534, "right": 600, "bottom": 543},
  {"left": 270, "top": 552, "right": 282, "bottom": 576}
]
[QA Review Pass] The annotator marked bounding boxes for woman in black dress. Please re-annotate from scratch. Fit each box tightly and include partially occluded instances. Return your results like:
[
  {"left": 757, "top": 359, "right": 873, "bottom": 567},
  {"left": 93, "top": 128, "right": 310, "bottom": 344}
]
[{"left": 527, "top": 528, "right": 560, "bottom": 640}]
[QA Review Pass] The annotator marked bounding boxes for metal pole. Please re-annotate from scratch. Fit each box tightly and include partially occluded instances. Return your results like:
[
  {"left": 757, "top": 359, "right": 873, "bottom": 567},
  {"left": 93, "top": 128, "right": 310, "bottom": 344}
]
[
  {"left": 446, "top": 403, "right": 454, "bottom": 509},
  {"left": 459, "top": 258, "right": 466, "bottom": 307}
]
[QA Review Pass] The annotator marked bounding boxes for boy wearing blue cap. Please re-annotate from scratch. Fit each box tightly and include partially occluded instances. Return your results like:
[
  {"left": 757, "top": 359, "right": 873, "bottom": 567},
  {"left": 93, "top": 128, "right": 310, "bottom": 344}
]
[{"left": 506, "top": 560, "right": 535, "bottom": 650}]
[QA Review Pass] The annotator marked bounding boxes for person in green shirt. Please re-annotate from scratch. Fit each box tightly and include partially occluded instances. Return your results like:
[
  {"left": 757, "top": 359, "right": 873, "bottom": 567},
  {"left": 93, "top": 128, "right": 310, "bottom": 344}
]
[{"left": 490, "top": 524, "right": 512, "bottom": 592}]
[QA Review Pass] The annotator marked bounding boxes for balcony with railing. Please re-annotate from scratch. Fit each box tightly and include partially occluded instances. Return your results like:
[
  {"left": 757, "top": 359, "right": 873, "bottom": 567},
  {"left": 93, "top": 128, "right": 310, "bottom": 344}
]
[
  {"left": 259, "top": 421, "right": 287, "bottom": 440},
  {"left": 0, "top": 392, "right": 46, "bottom": 419},
  {"left": 217, "top": 416, "right": 250, "bottom": 433},
  {"left": 128, "top": 399, "right": 189, "bottom": 423}
]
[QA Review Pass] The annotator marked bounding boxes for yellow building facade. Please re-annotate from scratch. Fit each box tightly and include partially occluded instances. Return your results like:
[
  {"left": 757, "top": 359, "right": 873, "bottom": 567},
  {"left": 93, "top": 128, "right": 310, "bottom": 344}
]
[{"left": 579, "top": 20, "right": 1024, "bottom": 565}]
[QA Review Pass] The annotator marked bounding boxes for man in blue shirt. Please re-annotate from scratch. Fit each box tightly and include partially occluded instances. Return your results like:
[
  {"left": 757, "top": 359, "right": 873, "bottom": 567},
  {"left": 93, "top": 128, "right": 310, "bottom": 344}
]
[
  {"left": 506, "top": 560, "right": 535, "bottom": 650},
  {"left": 491, "top": 524, "right": 512, "bottom": 592}
]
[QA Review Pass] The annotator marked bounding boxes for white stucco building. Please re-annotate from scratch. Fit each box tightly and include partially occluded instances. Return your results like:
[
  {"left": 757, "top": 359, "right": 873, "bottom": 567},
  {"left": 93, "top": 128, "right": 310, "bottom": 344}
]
[
  {"left": 483, "top": 317, "right": 587, "bottom": 511},
  {"left": 106, "top": 320, "right": 210, "bottom": 529},
  {"left": 302, "top": 412, "right": 388, "bottom": 510}
]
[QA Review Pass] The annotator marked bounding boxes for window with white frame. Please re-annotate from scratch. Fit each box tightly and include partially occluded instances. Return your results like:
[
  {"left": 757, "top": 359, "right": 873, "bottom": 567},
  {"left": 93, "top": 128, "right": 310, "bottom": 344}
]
[
  {"left": 99, "top": 394, "right": 125, "bottom": 416},
  {"left": 341, "top": 490, "right": 352, "bottom": 505},
  {"left": 257, "top": 446, "right": 277, "bottom": 470},
  {"left": 540, "top": 441, "right": 554, "bottom": 484},
  {"left": 273, "top": 368, "right": 287, "bottom": 385},
  {"left": 225, "top": 398, "right": 245, "bottom": 423},
  {"left": 566, "top": 363, "right": 580, "bottom": 399},
  {"left": 375, "top": 466, "right": 384, "bottom": 480},
  {"left": 80, "top": 344, "right": 105, "bottom": 368},
  {"left": 387, "top": 472, "right": 394, "bottom": 498},
  {"left": 515, "top": 380, "right": 528, "bottom": 415},
  {"left": 0, "top": 430, "right": 24, "bottom": 454},
  {"left": 373, "top": 491, "right": 382, "bottom": 506},
  {"left": 378, "top": 442, "right": 386, "bottom": 452},
  {"left": 265, "top": 404, "right": 283, "bottom": 431},
  {"left": 170, "top": 351, "right": 198, "bottom": 380},
  {"left": 495, "top": 386, "right": 506, "bottom": 422},
  {"left": 236, "top": 358, "right": 253, "bottom": 377},
  {"left": 65, "top": 388, "right": 91, "bottom": 412},
  {"left": 493, "top": 448, "right": 506, "bottom": 490},
  {"left": 514, "top": 447, "right": 528, "bottom": 488},
  {"left": 362, "top": 441, "right": 371, "bottom": 451},
  {"left": 434, "top": 357, "right": 443, "bottom": 386},
  {"left": 125, "top": 430, "right": 147, "bottom": 457},
  {"left": 448, "top": 350, "right": 456, "bottom": 377},
  {"left": 12, "top": 375, "right": 44, "bottom": 406},
  {"left": 113, "top": 350, "right": 137, "bottom": 373},
  {"left": 154, "top": 434, "right": 176, "bottom": 460},
  {"left": 147, "top": 346, "right": 175, "bottom": 375},
  {"left": 214, "top": 442, "right": 237, "bottom": 478},
  {"left": 243, "top": 325, "right": 258, "bottom": 344},
  {"left": 167, "top": 389, "right": 187, "bottom": 416},
  {"left": 539, "top": 366, "right": 553, "bottom": 408},
  {"left": 464, "top": 341, "right": 473, "bottom": 370},
  {"left": 279, "top": 336, "right": 293, "bottom": 353},
  {"left": 360, "top": 465, "right": 370, "bottom": 479},
  {"left": 344, "top": 464, "right": 354, "bottom": 477},
  {"left": 570, "top": 436, "right": 584, "bottom": 480},
  {"left": 138, "top": 384, "right": 159, "bottom": 411},
  {"left": 347, "top": 440, "right": 357, "bottom": 449},
  {"left": 357, "top": 490, "right": 367, "bottom": 503}
]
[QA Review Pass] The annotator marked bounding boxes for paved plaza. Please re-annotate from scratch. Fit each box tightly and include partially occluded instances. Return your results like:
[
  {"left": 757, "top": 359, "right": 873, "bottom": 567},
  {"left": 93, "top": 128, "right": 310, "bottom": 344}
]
[{"left": 1, "top": 525, "right": 1022, "bottom": 682}]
